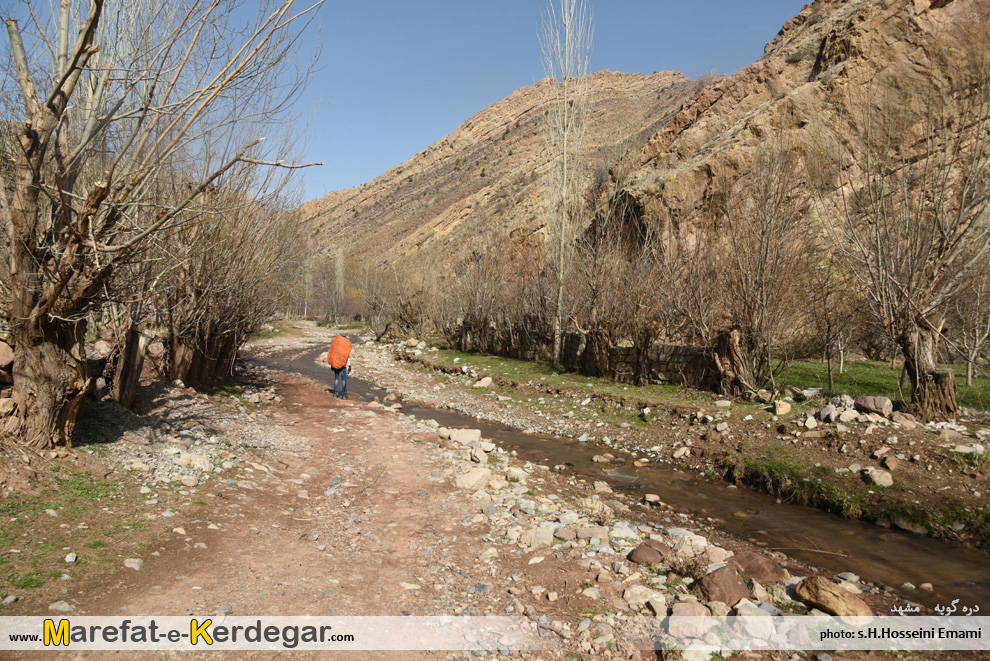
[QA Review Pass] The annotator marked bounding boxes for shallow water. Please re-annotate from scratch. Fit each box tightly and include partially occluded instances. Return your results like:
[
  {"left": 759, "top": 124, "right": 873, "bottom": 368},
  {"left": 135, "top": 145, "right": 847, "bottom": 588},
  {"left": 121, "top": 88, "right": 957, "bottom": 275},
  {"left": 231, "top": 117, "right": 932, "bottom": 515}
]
[{"left": 263, "top": 345, "right": 990, "bottom": 612}]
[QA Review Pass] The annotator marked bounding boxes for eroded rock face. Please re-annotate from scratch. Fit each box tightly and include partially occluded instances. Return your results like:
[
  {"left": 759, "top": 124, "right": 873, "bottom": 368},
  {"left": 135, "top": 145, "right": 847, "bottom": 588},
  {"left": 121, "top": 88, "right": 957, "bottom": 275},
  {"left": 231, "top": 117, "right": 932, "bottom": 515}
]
[{"left": 795, "top": 576, "right": 872, "bottom": 616}]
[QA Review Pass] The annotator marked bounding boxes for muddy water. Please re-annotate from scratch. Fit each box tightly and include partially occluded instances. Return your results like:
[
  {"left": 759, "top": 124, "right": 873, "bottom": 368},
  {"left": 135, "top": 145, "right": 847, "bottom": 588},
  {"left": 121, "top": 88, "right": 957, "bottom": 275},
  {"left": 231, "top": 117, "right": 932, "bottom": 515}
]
[{"left": 265, "top": 346, "right": 990, "bottom": 611}]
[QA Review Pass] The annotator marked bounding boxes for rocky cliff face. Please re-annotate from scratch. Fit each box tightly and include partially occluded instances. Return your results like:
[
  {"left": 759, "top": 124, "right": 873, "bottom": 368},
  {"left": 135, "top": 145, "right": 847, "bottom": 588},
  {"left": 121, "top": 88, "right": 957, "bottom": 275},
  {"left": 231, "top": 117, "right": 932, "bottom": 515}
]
[
  {"left": 300, "top": 0, "right": 986, "bottom": 268},
  {"left": 298, "top": 70, "right": 695, "bottom": 266},
  {"left": 621, "top": 0, "right": 987, "bottom": 229}
]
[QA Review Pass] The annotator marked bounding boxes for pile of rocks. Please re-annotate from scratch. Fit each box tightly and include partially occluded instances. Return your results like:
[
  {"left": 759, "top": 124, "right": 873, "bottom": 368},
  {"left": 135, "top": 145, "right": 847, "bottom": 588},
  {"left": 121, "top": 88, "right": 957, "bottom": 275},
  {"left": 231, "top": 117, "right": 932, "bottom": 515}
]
[{"left": 436, "top": 424, "right": 883, "bottom": 643}]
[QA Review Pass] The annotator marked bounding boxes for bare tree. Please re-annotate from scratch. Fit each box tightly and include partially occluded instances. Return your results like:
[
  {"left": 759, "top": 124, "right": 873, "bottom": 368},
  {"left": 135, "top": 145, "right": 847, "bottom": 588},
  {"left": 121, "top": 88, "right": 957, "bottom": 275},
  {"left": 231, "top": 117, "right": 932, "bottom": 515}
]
[
  {"left": 803, "top": 239, "right": 855, "bottom": 394},
  {"left": 949, "top": 256, "right": 990, "bottom": 387},
  {"left": 721, "top": 137, "right": 804, "bottom": 389},
  {"left": 822, "top": 30, "right": 990, "bottom": 419},
  {"left": 540, "top": 0, "right": 592, "bottom": 369},
  {"left": 1, "top": 0, "right": 322, "bottom": 447}
]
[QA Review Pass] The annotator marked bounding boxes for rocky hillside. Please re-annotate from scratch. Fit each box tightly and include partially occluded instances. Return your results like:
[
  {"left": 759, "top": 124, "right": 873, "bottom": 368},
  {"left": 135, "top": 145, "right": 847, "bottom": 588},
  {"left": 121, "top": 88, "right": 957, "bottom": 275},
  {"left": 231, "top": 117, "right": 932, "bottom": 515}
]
[
  {"left": 300, "top": 0, "right": 986, "bottom": 268},
  {"left": 619, "top": 0, "right": 987, "bottom": 227},
  {"left": 298, "top": 70, "right": 697, "bottom": 265}
]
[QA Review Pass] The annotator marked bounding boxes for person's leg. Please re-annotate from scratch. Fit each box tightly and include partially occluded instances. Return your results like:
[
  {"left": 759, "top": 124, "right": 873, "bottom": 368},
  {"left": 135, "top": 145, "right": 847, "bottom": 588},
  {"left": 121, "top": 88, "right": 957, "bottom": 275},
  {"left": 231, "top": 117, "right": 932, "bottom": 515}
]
[
  {"left": 341, "top": 368, "right": 348, "bottom": 398},
  {"left": 333, "top": 368, "right": 342, "bottom": 396}
]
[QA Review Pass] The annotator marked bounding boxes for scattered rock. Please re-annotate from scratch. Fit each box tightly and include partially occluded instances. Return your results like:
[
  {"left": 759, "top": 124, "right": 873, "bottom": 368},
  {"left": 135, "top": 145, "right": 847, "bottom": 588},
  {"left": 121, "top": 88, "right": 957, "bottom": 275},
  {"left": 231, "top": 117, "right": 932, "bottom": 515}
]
[
  {"left": 854, "top": 396, "right": 893, "bottom": 418},
  {"left": 864, "top": 469, "right": 893, "bottom": 488},
  {"left": 449, "top": 428, "right": 482, "bottom": 444},
  {"left": 124, "top": 558, "right": 144, "bottom": 571},
  {"left": 891, "top": 411, "right": 917, "bottom": 429},
  {"left": 472, "top": 377, "right": 493, "bottom": 389},
  {"left": 698, "top": 566, "right": 750, "bottom": 607},
  {"left": 726, "top": 552, "right": 787, "bottom": 583},
  {"left": 454, "top": 467, "right": 491, "bottom": 491},
  {"left": 520, "top": 526, "right": 555, "bottom": 549},
  {"left": 819, "top": 404, "right": 839, "bottom": 423},
  {"left": 48, "top": 601, "right": 75, "bottom": 613},
  {"left": 795, "top": 576, "right": 872, "bottom": 616},
  {"left": 774, "top": 401, "right": 791, "bottom": 416},
  {"left": 623, "top": 585, "right": 665, "bottom": 611},
  {"left": 628, "top": 543, "right": 666, "bottom": 565},
  {"left": 64, "top": 553, "right": 77, "bottom": 563}
]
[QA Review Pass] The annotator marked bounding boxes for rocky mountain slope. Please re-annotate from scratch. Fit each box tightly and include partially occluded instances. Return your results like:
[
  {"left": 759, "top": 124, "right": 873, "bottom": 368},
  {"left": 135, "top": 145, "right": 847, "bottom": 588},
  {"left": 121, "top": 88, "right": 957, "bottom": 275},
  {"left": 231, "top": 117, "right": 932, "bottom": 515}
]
[
  {"left": 298, "top": 70, "right": 697, "bottom": 265},
  {"left": 300, "top": 0, "right": 986, "bottom": 268},
  {"left": 619, "top": 0, "right": 987, "bottom": 227}
]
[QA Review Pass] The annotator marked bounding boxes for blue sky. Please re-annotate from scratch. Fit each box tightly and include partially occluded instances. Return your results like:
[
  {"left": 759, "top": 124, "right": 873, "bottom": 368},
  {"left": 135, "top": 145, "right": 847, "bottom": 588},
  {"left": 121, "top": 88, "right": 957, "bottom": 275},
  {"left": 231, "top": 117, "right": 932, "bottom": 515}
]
[{"left": 298, "top": 0, "right": 806, "bottom": 199}]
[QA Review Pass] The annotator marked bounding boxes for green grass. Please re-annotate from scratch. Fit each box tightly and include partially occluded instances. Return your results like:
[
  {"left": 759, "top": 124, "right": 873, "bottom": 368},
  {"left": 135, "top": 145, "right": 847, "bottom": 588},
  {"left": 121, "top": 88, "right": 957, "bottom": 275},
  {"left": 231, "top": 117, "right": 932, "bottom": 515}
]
[
  {"left": 783, "top": 359, "right": 990, "bottom": 410},
  {"left": 84, "top": 540, "right": 109, "bottom": 549},
  {"left": 420, "top": 347, "right": 707, "bottom": 410}
]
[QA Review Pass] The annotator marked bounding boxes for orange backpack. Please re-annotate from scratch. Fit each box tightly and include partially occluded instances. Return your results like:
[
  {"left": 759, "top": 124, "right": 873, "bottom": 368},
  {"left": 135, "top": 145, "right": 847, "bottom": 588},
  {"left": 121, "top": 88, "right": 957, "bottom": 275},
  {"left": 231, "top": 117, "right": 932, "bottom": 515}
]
[{"left": 327, "top": 336, "right": 352, "bottom": 369}]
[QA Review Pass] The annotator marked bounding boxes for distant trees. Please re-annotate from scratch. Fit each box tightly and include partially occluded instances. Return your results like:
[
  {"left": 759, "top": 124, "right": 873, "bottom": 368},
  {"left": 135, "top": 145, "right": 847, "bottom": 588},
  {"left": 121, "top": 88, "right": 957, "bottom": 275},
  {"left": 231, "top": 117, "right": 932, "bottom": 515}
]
[
  {"left": 1, "top": 0, "right": 321, "bottom": 447},
  {"left": 540, "top": 0, "right": 593, "bottom": 369}
]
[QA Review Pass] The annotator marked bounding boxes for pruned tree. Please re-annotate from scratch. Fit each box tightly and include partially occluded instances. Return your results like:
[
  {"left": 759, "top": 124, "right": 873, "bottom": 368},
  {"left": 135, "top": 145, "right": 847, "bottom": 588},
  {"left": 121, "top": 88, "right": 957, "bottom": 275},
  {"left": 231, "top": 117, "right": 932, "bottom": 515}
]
[
  {"left": 721, "top": 136, "right": 804, "bottom": 389},
  {"left": 540, "top": 0, "right": 593, "bottom": 369},
  {"left": 1, "top": 0, "right": 322, "bottom": 447},
  {"left": 822, "top": 27, "right": 990, "bottom": 419}
]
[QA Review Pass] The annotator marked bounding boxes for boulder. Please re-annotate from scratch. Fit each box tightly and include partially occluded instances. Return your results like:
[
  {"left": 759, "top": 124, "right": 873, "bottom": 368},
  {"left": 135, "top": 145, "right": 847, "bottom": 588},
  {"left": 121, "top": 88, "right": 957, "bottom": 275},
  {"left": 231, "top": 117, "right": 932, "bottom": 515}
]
[
  {"left": 623, "top": 585, "right": 665, "bottom": 611},
  {"left": 449, "top": 428, "right": 482, "bottom": 444},
  {"left": 673, "top": 533, "right": 708, "bottom": 558},
  {"left": 890, "top": 411, "right": 917, "bottom": 429},
  {"left": 773, "top": 400, "right": 791, "bottom": 416},
  {"left": 454, "top": 467, "right": 491, "bottom": 491},
  {"left": 669, "top": 602, "right": 709, "bottom": 637},
  {"left": 819, "top": 404, "right": 839, "bottom": 423},
  {"left": 470, "top": 446, "right": 488, "bottom": 464},
  {"left": 520, "top": 526, "right": 555, "bottom": 549},
  {"left": 0, "top": 342, "right": 12, "bottom": 370},
  {"left": 472, "top": 377, "right": 493, "bottom": 389},
  {"left": 644, "top": 538, "right": 672, "bottom": 556},
  {"left": 698, "top": 566, "right": 750, "bottom": 607},
  {"left": 726, "top": 552, "right": 787, "bottom": 583},
  {"left": 864, "top": 469, "right": 893, "bottom": 488},
  {"left": 854, "top": 396, "right": 893, "bottom": 418},
  {"left": 628, "top": 543, "right": 666, "bottom": 565},
  {"left": 795, "top": 576, "right": 872, "bottom": 616}
]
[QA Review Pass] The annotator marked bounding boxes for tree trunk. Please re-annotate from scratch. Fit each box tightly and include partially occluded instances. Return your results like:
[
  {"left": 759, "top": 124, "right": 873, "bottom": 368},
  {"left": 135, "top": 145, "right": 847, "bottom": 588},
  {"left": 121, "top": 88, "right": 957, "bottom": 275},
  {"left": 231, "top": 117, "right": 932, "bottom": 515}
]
[
  {"left": 826, "top": 352, "right": 835, "bottom": 395},
  {"left": 899, "top": 318, "right": 957, "bottom": 421},
  {"left": 111, "top": 327, "right": 151, "bottom": 409},
  {"left": 551, "top": 280, "right": 564, "bottom": 369},
  {"left": 967, "top": 355, "right": 975, "bottom": 387},
  {"left": 11, "top": 318, "right": 89, "bottom": 448},
  {"left": 709, "top": 327, "right": 757, "bottom": 397}
]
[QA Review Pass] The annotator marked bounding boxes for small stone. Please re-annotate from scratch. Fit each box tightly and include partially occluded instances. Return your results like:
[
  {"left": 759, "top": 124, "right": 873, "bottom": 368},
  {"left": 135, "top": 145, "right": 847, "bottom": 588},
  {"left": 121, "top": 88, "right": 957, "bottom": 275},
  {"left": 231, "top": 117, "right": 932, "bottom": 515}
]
[
  {"left": 48, "top": 601, "right": 75, "bottom": 613},
  {"left": 774, "top": 401, "right": 791, "bottom": 416},
  {"left": 715, "top": 400, "right": 732, "bottom": 408},
  {"left": 172, "top": 527, "right": 186, "bottom": 535},
  {"left": 65, "top": 553, "right": 77, "bottom": 563},
  {"left": 218, "top": 604, "right": 233, "bottom": 614},
  {"left": 919, "top": 583, "right": 934, "bottom": 592},
  {"left": 124, "top": 558, "right": 144, "bottom": 571}
]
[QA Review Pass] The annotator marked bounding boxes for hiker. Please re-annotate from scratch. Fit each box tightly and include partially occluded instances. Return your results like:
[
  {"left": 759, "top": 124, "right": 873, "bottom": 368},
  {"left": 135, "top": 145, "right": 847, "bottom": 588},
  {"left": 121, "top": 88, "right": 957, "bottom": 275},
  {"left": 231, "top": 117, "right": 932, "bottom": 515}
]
[{"left": 327, "top": 335, "right": 353, "bottom": 399}]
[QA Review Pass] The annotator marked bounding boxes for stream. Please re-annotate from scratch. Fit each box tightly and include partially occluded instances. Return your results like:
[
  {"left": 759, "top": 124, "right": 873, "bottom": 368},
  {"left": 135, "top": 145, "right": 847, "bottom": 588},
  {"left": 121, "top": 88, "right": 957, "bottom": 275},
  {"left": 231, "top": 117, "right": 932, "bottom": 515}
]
[{"left": 262, "top": 345, "right": 990, "bottom": 612}]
